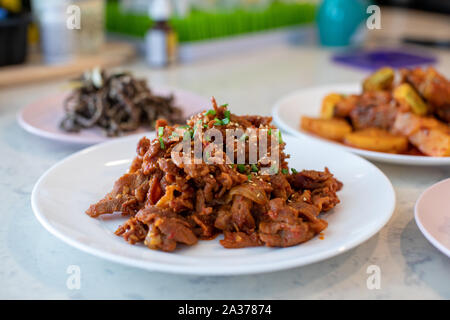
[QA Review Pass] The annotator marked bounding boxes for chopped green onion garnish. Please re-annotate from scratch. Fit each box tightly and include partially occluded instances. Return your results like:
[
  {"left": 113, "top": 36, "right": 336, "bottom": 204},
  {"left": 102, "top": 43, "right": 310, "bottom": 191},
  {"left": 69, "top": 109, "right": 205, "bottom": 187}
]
[
  {"left": 158, "top": 127, "right": 164, "bottom": 137},
  {"left": 278, "top": 131, "right": 283, "bottom": 143},
  {"left": 214, "top": 118, "right": 222, "bottom": 126},
  {"left": 224, "top": 110, "right": 230, "bottom": 119},
  {"left": 193, "top": 120, "right": 202, "bottom": 137},
  {"left": 205, "top": 109, "right": 216, "bottom": 116},
  {"left": 247, "top": 175, "right": 252, "bottom": 181},
  {"left": 251, "top": 164, "right": 258, "bottom": 172},
  {"left": 221, "top": 103, "right": 229, "bottom": 108},
  {"left": 159, "top": 137, "right": 165, "bottom": 149},
  {"left": 221, "top": 118, "right": 230, "bottom": 125},
  {"left": 282, "top": 168, "right": 289, "bottom": 175},
  {"left": 291, "top": 168, "right": 298, "bottom": 174},
  {"left": 237, "top": 164, "right": 246, "bottom": 173},
  {"left": 268, "top": 128, "right": 272, "bottom": 136}
]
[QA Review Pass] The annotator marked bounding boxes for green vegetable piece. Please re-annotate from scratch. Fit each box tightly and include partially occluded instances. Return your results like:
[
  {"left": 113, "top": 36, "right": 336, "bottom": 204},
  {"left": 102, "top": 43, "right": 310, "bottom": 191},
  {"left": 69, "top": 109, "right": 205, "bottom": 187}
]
[
  {"left": 363, "top": 67, "right": 395, "bottom": 92},
  {"left": 394, "top": 83, "right": 428, "bottom": 116}
]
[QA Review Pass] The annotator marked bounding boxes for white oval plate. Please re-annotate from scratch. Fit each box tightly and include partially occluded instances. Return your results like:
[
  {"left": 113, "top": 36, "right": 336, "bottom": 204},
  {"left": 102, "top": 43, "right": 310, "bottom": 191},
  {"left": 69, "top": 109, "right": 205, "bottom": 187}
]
[
  {"left": 272, "top": 83, "right": 450, "bottom": 166},
  {"left": 415, "top": 178, "right": 450, "bottom": 257},
  {"left": 31, "top": 134, "right": 395, "bottom": 275},
  {"left": 18, "top": 86, "right": 209, "bottom": 145}
]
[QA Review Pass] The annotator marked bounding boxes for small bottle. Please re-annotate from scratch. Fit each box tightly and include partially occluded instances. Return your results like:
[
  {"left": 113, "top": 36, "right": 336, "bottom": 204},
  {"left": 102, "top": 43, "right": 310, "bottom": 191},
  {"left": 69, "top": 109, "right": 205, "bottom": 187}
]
[{"left": 145, "top": 0, "right": 177, "bottom": 67}]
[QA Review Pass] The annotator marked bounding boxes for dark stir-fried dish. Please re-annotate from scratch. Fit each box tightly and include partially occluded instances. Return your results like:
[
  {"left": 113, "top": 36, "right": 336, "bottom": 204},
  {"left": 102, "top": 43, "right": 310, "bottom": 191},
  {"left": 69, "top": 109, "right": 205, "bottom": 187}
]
[
  {"left": 301, "top": 67, "right": 450, "bottom": 156},
  {"left": 86, "top": 99, "right": 342, "bottom": 252},
  {"left": 60, "top": 68, "right": 184, "bottom": 137}
]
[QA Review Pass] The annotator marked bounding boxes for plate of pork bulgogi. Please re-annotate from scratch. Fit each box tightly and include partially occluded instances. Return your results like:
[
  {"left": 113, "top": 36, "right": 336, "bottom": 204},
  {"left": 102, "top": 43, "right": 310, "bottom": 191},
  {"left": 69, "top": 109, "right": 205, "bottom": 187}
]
[
  {"left": 31, "top": 101, "right": 395, "bottom": 275},
  {"left": 18, "top": 68, "right": 209, "bottom": 145}
]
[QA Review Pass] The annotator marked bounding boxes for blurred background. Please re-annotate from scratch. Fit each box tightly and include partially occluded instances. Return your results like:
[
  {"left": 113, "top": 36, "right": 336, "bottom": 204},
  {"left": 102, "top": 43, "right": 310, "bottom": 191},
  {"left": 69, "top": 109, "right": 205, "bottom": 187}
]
[{"left": 0, "top": 0, "right": 448, "bottom": 87}]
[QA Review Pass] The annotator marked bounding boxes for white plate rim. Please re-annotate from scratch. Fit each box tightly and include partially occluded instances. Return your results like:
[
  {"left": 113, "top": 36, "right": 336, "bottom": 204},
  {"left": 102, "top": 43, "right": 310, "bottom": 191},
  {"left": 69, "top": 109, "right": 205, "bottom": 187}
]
[
  {"left": 414, "top": 178, "right": 450, "bottom": 257},
  {"left": 31, "top": 134, "right": 396, "bottom": 275},
  {"left": 18, "top": 85, "right": 209, "bottom": 145},
  {"left": 272, "top": 83, "right": 450, "bottom": 166}
]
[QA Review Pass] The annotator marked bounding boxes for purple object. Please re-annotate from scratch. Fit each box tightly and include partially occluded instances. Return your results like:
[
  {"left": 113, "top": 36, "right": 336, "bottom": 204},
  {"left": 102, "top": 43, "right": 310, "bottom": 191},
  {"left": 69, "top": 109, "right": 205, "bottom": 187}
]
[{"left": 332, "top": 48, "right": 437, "bottom": 71}]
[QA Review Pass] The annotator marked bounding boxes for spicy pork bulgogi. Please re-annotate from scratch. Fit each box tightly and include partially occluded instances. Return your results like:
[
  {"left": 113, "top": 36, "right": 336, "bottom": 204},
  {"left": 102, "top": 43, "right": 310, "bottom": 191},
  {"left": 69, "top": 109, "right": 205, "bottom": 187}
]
[
  {"left": 86, "top": 99, "right": 342, "bottom": 251},
  {"left": 301, "top": 67, "right": 450, "bottom": 156},
  {"left": 60, "top": 68, "right": 184, "bottom": 137}
]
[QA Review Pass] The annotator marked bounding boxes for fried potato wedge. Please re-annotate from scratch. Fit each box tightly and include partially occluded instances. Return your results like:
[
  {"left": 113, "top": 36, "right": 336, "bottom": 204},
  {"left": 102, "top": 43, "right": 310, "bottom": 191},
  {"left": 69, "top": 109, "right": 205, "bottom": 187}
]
[
  {"left": 344, "top": 128, "right": 408, "bottom": 153},
  {"left": 301, "top": 116, "right": 352, "bottom": 141},
  {"left": 321, "top": 93, "right": 344, "bottom": 119}
]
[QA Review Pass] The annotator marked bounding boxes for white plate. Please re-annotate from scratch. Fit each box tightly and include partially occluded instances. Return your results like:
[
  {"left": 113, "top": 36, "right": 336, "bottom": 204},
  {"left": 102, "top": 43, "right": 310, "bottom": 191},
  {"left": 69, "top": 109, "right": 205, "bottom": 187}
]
[
  {"left": 415, "top": 178, "right": 450, "bottom": 257},
  {"left": 31, "top": 134, "right": 396, "bottom": 275},
  {"left": 272, "top": 83, "right": 450, "bottom": 166},
  {"left": 18, "top": 86, "right": 209, "bottom": 145}
]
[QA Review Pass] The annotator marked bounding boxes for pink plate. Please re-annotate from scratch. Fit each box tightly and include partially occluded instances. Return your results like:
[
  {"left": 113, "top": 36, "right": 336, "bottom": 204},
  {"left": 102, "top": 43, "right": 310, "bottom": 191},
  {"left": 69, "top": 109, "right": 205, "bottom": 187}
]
[
  {"left": 415, "top": 178, "right": 450, "bottom": 257},
  {"left": 18, "top": 86, "right": 210, "bottom": 145}
]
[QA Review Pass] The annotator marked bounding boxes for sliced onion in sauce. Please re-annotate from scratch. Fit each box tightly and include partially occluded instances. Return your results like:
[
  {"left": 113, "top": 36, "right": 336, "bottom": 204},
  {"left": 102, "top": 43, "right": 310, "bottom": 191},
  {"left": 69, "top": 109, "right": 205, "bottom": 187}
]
[{"left": 228, "top": 183, "right": 268, "bottom": 205}]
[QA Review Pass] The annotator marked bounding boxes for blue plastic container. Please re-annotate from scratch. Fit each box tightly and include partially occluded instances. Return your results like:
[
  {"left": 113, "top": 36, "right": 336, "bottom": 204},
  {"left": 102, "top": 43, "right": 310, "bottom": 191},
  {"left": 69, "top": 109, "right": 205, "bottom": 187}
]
[{"left": 317, "top": 0, "right": 368, "bottom": 47}]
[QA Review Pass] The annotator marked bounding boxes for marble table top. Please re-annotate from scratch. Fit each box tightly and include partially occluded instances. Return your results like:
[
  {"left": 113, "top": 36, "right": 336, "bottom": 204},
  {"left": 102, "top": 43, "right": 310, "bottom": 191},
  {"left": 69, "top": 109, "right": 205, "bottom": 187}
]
[{"left": 1, "top": 43, "right": 449, "bottom": 299}]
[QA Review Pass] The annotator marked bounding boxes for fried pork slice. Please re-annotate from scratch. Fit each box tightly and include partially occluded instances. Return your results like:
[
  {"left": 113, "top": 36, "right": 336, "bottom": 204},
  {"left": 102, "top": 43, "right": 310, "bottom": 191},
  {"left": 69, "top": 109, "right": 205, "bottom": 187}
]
[
  {"left": 135, "top": 206, "right": 198, "bottom": 252},
  {"left": 260, "top": 197, "right": 328, "bottom": 247},
  {"left": 289, "top": 193, "right": 329, "bottom": 233},
  {"left": 115, "top": 217, "right": 147, "bottom": 244},
  {"left": 86, "top": 170, "right": 149, "bottom": 217},
  {"left": 258, "top": 198, "right": 320, "bottom": 247},
  {"left": 347, "top": 90, "right": 397, "bottom": 130},
  {"left": 220, "top": 231, "right": 262, "bottom": 248},
  {"left": 401, "top": 67, "right": 450, "bottom": 109},
  {"left": 269, "top": 173, "right": 293, "bottom": 200},
  {"left": 392, "top": 112, "right": 450, "bottom": 156},
  {"left": 259, "top": 221, "right": 313, "bottom": 247},
  {"left": 230, "top": 195, "right": 255, "bottom": 234},
  {"left": 350, "top": 102, "right": 398, "bottom": 130},
  {"left": 288, "top": 168, "right": 342, "bottom": 192}
]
